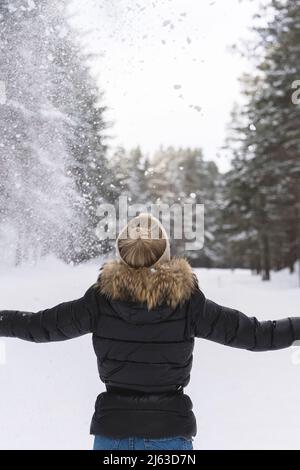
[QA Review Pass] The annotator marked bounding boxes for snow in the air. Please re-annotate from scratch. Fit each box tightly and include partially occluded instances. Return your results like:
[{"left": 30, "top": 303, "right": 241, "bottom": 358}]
[{"left": 0, "top": 257, "right": 299, "bottom": 450}]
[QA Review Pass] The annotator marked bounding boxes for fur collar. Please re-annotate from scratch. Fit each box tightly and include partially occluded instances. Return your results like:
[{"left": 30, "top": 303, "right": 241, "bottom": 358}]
[{"left": 97, "top": 257, "right": 199, "bottom": 310}]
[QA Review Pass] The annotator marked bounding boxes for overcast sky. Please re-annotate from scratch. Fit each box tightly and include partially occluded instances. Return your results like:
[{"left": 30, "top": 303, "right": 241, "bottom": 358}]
[{"left": 69, "top": 0, "right": 259, "bottom": 172}]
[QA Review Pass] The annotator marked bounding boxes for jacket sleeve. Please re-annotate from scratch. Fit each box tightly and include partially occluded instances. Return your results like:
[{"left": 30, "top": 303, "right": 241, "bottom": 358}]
[
  {"left": 191, "top": 289, "right": 300, "bottom": 351},
  {"left": 0, "top": 285, "right": 99, "bottom": 343}
]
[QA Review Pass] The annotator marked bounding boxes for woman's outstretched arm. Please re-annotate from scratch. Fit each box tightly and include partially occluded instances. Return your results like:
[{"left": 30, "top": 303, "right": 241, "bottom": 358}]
[
  {"left": 191, "top": 289, "right": 300, "bottom": 351},
  {"left": 0, "top": 285, "right": 99, "bottom": 342}
]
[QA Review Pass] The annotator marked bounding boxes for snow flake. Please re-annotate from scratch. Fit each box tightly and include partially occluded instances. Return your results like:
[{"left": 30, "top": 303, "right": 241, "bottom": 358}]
[{"left": 27, "top": 0, "right": 36, "bottom": 11}]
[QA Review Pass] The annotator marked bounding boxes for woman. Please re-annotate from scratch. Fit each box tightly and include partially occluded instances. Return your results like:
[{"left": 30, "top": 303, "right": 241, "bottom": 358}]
[{"left": 0, "top": 213, "right": 299, "bottom": 451}]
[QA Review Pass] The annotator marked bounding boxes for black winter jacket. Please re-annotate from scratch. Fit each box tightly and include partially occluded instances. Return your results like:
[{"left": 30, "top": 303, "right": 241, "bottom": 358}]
[{"left": 0, "top": 258, "right": 299, "bottom": 439}]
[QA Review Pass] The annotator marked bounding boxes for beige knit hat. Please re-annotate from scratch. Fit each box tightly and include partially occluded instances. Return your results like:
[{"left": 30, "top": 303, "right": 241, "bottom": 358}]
[{"left": 116, "top": 213, "right": 171, "bottom": 268}]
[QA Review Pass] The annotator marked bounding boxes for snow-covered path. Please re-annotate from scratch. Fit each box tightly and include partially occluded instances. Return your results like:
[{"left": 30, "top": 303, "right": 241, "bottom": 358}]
[{"left": 0, "top": 258, "right": 300, "bottom": 449}]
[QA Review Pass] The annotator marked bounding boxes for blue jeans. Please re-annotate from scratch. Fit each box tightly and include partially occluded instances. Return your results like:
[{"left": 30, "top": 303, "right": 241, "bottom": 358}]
[{"left": 93, "top": 435, "right": 193, "bottom": 450}]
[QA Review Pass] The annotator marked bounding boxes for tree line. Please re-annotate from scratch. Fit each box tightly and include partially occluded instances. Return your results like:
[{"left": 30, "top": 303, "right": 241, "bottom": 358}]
[{"left": 0, "top": 0, "right": 299, "bottom": 281}]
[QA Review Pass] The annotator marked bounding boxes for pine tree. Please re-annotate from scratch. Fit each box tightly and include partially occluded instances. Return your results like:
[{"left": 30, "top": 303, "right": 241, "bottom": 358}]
[
  {"left": 224, "top": 0, "right": 300, "bottom": 279},
  {"left": 0, "top": 0, "right": 76, "bottom": 264},
  {"left": 0, "top": 0, "right": 112, "bottom": 264},
  {"left": 149, "top": 147, "right": 222, "bottom": 266},
  {"left": 110, "top": 146, "right": 150, "bottom": 206}
]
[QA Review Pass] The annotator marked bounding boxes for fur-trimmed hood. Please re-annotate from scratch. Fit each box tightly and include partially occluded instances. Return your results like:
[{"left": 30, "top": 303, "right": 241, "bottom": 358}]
[{"left": 97, "top": 257, "right": 198, "bottom": 310}]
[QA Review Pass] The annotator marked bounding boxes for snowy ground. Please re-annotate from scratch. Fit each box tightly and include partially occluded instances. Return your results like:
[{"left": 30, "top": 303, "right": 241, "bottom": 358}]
[{"left": 0, "top": 257, "right": 300, "bottom": 450}]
